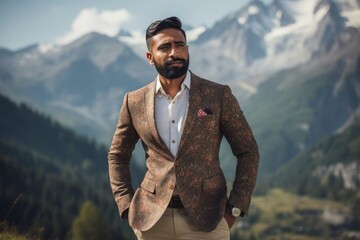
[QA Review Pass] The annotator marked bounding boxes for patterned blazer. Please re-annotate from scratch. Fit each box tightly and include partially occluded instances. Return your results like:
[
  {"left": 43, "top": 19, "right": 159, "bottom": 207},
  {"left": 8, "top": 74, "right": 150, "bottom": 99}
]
[{"left": 108, "top": 72, "right": 259, "bottom": 232}]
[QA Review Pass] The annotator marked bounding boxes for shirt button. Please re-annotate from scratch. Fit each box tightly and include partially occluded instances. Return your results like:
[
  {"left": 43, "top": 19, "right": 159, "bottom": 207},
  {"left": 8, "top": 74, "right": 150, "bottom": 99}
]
[
  {"left": 172, "top": 140, "right": 175, "bottom": 144},
  {"left": 169, "top": 185, "right": 175, "bottom": 190},
  {"left": 172, "top": 120, "right": 175, "bottom": 124}
]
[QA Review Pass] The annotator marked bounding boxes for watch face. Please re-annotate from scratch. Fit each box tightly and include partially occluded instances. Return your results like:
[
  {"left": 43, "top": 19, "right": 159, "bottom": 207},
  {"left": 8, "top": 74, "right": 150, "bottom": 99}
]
[{"left": 231, "top": 207, "right": 241, "bottom": 217}]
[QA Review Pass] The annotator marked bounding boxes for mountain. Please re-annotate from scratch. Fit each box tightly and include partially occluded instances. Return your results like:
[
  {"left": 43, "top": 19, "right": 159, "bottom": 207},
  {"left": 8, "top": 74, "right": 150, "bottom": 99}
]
[
  {"left": 268, "top": 120, "right": 360, "bottom": 202},
  {"left": 0, "top": 32, "right": 155, "bottom": 144},
  {"left": 184, "top": 0, "right": 360, "bottom": 175},
  {"left": 0, "top": 0, "right": 359, "bottom": 176},
  {"left": 334, "top": 0, "right": 360, "bottom": 11},
  {"left": 311, "top": 0, "right": 347, "bottom": 56},
  {"left": 243, "top": 25, "right": 360, "bottom": 173},
  {"left": 0, "top": 94, "right": 142, "bottom": 239},
  {"left": 1, "top": 1, "right": 360, "bottom": 238},
  {"left": 195, "top": 0, "right": 269, "bottom": 64},
  {"left": 1, "top": 0, "right": 358, "bottom": 142},
  {"left": 190, "top": 0, "right": 360, "bottom": 98}
]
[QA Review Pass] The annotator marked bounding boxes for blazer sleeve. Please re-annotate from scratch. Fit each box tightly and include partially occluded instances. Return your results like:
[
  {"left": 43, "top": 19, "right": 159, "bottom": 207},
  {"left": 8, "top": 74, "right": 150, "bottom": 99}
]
[
  {"left": 220, "top": 85, "right": 260, "bottom": 215},
  {"left": 108, "top": 93, "right": 140, "bottom": 219}
]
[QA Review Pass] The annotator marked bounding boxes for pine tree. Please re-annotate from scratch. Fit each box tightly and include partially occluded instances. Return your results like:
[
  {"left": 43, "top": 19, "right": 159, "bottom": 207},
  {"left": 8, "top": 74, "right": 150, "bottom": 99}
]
[{"left": 71, "top": 201, "right": 110, "bottom": 240}]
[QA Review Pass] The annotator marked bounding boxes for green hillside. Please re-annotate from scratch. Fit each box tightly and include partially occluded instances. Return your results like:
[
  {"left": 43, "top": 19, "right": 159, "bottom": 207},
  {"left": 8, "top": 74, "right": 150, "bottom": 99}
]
[
  {"left": 269, "top": 120, "right": 360, "bottom": 203},
  {"left": 243, "top": 53, "right": 360, "bottom": 173},
  {"left": 0, "top": 94, "right": 140, "bottom": 239},
  {"left": 231, "top": 188, "right": 359, "bottom": 240}
]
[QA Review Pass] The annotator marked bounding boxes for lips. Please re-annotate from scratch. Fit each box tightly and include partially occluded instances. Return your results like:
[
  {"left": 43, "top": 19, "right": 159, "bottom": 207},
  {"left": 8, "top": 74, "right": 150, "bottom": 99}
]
[
  {"left": 166, "top": 58, "right": 185, "bottom": 66},
  {"left": 168, "top": 62, "right": 183, "bottom": 66}
]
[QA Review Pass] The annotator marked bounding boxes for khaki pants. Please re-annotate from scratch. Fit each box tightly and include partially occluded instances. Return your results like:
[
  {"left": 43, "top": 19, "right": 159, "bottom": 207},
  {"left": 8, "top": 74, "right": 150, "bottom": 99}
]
[{"left": 133, "top": 208, "right": 230, "bottom": 240}]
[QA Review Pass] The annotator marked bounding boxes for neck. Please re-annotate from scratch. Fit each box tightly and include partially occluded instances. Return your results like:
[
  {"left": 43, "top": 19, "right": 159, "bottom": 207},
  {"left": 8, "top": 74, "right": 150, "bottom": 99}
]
[{"left": 159, "top": 74, "right": 185, "bottom": 99}]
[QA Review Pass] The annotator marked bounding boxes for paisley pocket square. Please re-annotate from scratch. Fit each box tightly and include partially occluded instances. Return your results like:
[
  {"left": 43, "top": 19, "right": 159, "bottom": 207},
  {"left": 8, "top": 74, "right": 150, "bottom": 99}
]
[{"left": 198, "top": 108, "right": 213, "bottom": 117}]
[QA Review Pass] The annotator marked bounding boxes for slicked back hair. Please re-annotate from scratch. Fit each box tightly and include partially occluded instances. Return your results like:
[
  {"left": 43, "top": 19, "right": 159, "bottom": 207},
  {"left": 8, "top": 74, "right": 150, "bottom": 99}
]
[{"left": 145, "top": 16, "right": 187, "bottom": 51}]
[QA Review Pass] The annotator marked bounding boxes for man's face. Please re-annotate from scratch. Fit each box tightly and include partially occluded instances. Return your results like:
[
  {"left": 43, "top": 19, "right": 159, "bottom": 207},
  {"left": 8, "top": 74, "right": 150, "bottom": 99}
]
[{"left": 146, "top": 28, "right": 189, "bottom": 79}]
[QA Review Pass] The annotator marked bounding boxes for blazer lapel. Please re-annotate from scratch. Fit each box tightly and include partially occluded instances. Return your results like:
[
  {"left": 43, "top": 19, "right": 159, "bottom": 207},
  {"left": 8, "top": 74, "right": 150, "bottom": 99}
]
[
  {"left": 177, "top": 73, "right": 204, "bottom": 155},
  {"left": 144, "top": 80, "right": 174, "bottom": 158}
]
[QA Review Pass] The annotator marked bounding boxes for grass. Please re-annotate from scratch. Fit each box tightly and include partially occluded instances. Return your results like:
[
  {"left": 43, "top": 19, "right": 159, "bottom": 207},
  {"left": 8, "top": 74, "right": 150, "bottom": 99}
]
[
  {"left": 230, "top": 189, "right": 350, "bottom": 240},
  {"left": 0, "top": 221, "right": 41, "bottom": 240},
  {"left": 0, "top": 232, "right": 28, "bottom": 240}
]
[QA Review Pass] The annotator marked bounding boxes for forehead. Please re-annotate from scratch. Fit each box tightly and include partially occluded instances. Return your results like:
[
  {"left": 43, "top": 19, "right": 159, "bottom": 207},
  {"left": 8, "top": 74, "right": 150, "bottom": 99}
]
[{"left": 150, "top": 28, "right": 186, "bottom": 46}]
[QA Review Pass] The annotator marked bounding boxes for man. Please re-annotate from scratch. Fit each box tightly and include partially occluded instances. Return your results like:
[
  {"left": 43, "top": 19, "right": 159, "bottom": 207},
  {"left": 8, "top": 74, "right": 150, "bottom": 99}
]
[{"left": 108, "top": 16, "right": 259, "bottom": 240}]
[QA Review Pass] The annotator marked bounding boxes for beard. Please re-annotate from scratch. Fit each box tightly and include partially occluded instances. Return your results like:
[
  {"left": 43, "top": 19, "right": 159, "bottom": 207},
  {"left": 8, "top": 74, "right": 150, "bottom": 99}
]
[{"left": 154, "top": 56, "right": 190, "bottom": 79}]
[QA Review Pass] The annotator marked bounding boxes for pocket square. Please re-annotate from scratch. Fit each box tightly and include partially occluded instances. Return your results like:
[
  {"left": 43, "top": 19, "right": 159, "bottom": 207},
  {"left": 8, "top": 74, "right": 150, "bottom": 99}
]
[{"left": 197, "top": 107, "right": 213, "bottom": 117}]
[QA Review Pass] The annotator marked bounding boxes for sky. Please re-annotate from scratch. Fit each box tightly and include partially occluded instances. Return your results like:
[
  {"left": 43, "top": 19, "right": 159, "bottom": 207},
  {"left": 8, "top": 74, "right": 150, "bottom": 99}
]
[{"left": 0, "top": 0, "right": 259, "bottom": 51}]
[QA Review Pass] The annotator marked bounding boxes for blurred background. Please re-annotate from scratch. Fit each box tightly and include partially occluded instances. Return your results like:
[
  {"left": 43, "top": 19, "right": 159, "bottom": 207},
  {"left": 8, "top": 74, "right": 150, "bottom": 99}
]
[{"left": 0, "top": 0, "right": 359, "bottom": 239}]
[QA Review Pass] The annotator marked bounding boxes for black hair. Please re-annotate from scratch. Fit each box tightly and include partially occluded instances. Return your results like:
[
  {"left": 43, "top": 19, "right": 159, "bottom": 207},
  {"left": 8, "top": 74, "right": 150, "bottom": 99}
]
[{"left": 146, "top": 16, "right": 187, "bottom": 50}]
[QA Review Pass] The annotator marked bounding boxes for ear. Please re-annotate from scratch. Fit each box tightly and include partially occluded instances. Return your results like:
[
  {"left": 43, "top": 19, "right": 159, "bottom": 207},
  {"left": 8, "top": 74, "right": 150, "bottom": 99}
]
[{"left": 146, "top": 51, "right": 154, "bottom": 65}]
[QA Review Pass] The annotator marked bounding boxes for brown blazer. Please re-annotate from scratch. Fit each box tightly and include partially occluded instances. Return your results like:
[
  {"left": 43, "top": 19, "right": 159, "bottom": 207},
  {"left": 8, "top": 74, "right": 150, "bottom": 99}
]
[{"left": 108, "top": 72, "right": 259, "bottom": 232}]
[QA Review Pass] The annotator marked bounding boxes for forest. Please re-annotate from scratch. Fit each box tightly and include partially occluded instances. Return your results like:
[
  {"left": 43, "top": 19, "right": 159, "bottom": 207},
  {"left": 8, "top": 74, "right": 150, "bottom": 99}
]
[{"left": 0, "top": 94, "right": 140, "bottom": 239}]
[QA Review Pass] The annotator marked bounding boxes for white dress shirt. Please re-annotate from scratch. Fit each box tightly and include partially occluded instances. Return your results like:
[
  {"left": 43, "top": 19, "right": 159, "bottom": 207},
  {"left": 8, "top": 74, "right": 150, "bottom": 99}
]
[{"left": 155, "top": 72, "right": 191, "bottom": 157}]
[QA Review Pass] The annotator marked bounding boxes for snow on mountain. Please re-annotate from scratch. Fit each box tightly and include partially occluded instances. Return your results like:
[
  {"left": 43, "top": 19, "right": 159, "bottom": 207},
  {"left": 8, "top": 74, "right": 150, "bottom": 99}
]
[
  {"left": 186, "top": 25, "right": 207, "bottom": 42},
  {"left": 333, "top": 0, "right": 360, "bottom": 11},
  {"left": 37, "top": 43, "right": 60, "bottom": 54},
  {"left": 265, "top": 0, "right": 345, "bottom": 58},
  {"left": 1, "top": 0, "right": 359, "bottom": 143},
  {"left": 331, "top": 0, "right": 360, "bottom": 27},
  {"left": 188, "top": 0, "right": 360, "bottom": 98},
  {"left": 341, "top": 9, "right": 360, "bottom": 28},
  {"left": 276, "top": 0, "right": 317, "bottom": 22},
  {"left": 0, "top": 32, "right": 155, "bottom": 142},
  {"left": 118, "top": 25, "right": 206, "bottom": 58},
  {"left": 269, "top": 0, "right": 296, "bottom": 26},
  {"left": 234, "top": 0, "right": 273, "bottom": 36}
]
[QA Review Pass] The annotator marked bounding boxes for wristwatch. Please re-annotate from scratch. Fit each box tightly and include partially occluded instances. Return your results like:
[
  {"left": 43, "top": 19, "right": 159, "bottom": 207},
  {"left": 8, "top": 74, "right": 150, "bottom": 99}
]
[{"left": 231, "top": 207, "right": 242, "bottom": 217}]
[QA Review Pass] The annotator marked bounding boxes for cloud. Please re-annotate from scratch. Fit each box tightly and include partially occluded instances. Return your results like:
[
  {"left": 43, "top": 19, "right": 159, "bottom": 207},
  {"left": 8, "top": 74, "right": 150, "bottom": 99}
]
[{"left": 57, "top": 8, "right": 131, "bottom": 45}]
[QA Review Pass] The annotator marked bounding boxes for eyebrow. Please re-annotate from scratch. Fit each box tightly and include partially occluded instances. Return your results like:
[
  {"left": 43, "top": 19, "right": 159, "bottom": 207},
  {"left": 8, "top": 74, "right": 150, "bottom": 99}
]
[
  {"left": 158, "top": 40, "right": 186, "bottom": 48},
  {"left": 175, "top": 40, "right": 186, "bottom": 45}
]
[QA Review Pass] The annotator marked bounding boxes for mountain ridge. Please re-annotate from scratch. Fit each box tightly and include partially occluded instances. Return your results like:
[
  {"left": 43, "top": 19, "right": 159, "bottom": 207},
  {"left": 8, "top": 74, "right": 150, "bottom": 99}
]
[
  {"left": 243, "top": 26, "right": 360, "bottom": 172},
  {"left": 191, "top": 0, "right": 359, "bottom": 90},
  {"left": 0, "top": 0, "right": 359, "bottom": 174},
  {"left": 268, "top": 120, "right": 360, "bottom": 202},
  {"left": 0, "top": 32, "right": 155, "bottom": 143}
]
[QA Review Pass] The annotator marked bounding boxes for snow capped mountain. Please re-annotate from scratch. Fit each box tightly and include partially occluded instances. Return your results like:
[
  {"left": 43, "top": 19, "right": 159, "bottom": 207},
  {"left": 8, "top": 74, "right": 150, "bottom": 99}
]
[
  {"left": 191, "top": 1, "right": 273, "bottom": 74},
  {"left": 334, "top": 0, "right": 360, "bottom": 11},
  {"left": 0, "top": 32, "right": 154, "bottom": 142},
  {"left": 232, "top": 0, "right": 273, "bottom": 36},
  {"left": 0, "top": 0, "right": 359, "bottom": 144},
  {"left": 186, "top": 25, "right": 207, "bottom": 42},
  {"left": 189, "top": 0, "right": 360, "bottom": 98},
  {"left": 269, "top": 0, "right": 295, "bottom": 26},
  {"left": 311, "top": 0, "right": 347, "bottom": 54},
  {"left": 272, "top": 0, "right": 317, "bottom": 24},
  {"left": 117, "top": 25, "right": 207, "bottom": 58}
]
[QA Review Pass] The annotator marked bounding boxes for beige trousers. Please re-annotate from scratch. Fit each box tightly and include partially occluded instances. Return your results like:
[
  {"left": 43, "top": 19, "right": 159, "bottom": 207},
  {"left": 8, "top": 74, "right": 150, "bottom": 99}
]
[{"left": 133, "top": 208, "right": 230, "bottom": 240}]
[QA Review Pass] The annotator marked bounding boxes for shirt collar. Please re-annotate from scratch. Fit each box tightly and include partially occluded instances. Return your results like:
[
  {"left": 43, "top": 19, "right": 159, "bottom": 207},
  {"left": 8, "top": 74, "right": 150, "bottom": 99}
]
[{"left": 156, "top": 71, "right": 191, "bottom": 95}]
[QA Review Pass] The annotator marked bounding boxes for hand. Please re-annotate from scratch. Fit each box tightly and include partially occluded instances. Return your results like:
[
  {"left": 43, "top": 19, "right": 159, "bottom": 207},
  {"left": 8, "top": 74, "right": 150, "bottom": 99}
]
[
  {"left": 224, "top": 209, "right": 237, "bottom": 229},
  {"left": 121, "top": 209, "right": 129, "bottom": 219}
]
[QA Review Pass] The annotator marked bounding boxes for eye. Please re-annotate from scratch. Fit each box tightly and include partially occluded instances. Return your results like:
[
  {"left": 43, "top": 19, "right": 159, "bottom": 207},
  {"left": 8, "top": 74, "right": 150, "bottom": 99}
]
[
  {"left": 177, "top": 43, "right": 186, "bottom": 47},
  {"left": 175, "top": 41, "right": 186, "bottom": 48},
  {"left": 158, "top": 44, "right": 170, "bottom": 51}
]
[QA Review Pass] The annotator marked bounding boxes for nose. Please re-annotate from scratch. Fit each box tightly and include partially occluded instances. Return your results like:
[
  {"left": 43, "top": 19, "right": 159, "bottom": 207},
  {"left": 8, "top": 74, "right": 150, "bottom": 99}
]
[{"left": 169, "top": 46, "right": 178, "bottom": 58}]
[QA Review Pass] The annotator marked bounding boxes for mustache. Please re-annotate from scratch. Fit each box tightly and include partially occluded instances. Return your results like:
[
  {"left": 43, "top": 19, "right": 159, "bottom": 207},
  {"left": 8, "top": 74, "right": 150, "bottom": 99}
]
[{"left": 165, "top": 57, "right": 186, "bottom": 65}]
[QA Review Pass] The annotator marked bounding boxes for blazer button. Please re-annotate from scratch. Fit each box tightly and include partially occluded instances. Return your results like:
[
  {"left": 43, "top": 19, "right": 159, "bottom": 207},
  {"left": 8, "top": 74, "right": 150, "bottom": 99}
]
[{"left": 169, "top": 184, "right": 175, "bottom": 190}]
